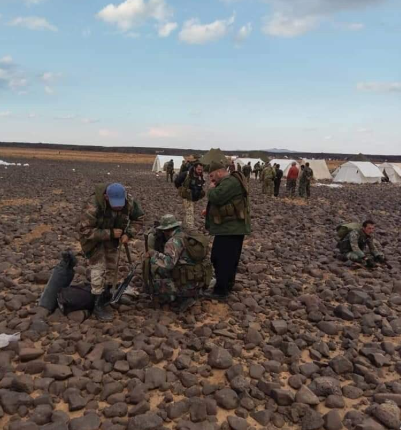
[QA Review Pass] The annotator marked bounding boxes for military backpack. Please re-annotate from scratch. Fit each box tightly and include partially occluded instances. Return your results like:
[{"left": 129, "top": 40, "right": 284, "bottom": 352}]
[{"left": 336, "top": 222, "right": 362, "bottom": 241}]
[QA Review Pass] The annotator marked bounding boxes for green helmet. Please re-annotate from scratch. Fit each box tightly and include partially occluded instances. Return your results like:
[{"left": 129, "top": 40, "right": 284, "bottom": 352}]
[{"left": 156, "top": 214, "right": 182, "bottom": 231}]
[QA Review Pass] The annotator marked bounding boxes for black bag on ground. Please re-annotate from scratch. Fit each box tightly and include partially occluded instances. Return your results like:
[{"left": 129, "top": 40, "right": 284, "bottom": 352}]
[
  {"left": 57, "top": 283, "right": 95, "bottom": 315},
  {"left": 39, "top": 250, "right": 77, "bottom": 312}
]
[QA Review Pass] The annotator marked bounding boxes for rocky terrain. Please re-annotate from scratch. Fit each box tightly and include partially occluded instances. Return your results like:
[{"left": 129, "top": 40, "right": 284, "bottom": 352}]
[{"left": 0, "top": 158, "right": 400, "bottom": 430}]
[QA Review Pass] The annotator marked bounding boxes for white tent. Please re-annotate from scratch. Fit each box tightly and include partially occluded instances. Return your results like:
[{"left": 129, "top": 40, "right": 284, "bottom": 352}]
[
  {"left": 301, "top": 159, "right": 332, "bottom": 180},
  {"left": 152, "top": 155, "right": 184, "bottom": 173},
  {"left": 269, "top": 159, "right": 299, "bottom": 177},
  {"left": 333, "top": 161, "right": 383, "bottom": 184},
  {"left": 235, "top": 158, "right": 264, "bottom": 170},
  {"left": 378, "top": 163, "right": 401, "bottom": 183}
]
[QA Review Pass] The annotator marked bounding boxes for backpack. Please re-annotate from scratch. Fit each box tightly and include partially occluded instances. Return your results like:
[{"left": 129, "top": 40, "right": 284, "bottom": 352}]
[
  {"left": 57, "top": 284, "right": 96, "bottom": 315},
  {"left": 183, "top": 232, "right": 210, "bottom": 262},
  {"left": 336, "top": 223, "right": 362, "bottom": 241}
]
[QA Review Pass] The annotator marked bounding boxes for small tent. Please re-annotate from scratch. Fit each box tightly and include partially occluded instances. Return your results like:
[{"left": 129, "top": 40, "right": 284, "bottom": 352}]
[
  {"left": 301, "top": 159, "right": 332, "bottom": 180},
  {"left": 200, "top": 148, "right": 227, "bottom": 166},
  {"left": 333, "top": 161, "right": 383, "bottom": 184},
  {"left": 269, "top": 159, "right": 299, "bottom": 177},
  {"left": 378, "top": 163, "right": 401, "bottom": 183},
  {"left": 235, "top": 158, "right": 264, "bottom": 170},
  {"left": 152, "top": 155, "right": 184, "bottom": 173}
]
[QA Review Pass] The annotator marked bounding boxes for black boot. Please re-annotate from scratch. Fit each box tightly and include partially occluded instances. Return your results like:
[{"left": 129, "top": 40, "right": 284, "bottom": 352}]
[{"left": 93, "top": 295, "right": 113, "bottom": 321}]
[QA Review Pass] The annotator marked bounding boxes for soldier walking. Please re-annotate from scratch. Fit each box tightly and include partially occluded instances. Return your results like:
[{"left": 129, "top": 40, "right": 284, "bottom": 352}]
[
  {"left": 242, "top": 162, "right": 252, "bottom": 182},
  {"left": 261, "top": 162, "right": 276, "bottom": 196},
  {"left": 166, "top": 159, "right": 174, "bottom": 182}
]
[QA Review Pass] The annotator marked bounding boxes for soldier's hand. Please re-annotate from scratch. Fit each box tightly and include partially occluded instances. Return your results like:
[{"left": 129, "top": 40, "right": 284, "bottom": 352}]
[
  {"left": 113, "top": 229, "right": 123, "bottom": 238},
  {"left": 209, "top": 181, "right": 216, "bottom": 189},
  {"left": 201, "top": 209, "right": 207, "bottom": 217},
  {"left": 121, "top": 234, "right": 129, "bottom": 244}
]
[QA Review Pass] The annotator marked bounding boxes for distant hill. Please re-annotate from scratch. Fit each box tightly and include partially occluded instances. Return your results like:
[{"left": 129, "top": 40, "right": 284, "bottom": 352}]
[{"left": 267, "top": 148, "right": 299, "bottom": 153}]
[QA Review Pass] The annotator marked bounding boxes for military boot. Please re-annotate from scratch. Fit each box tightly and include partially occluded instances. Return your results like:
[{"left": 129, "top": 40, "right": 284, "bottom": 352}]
[{"left": 93, "top": 295, "right": 113, "bottom": 321}]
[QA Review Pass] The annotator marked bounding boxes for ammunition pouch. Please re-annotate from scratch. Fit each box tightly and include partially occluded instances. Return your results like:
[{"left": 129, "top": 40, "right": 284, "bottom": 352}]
[
  {"left": 209, "top": 196, "right": 246, "bottom": 225},
  {"left": 172, "top": 261, "right": 213, "bottom": 294},
  {"left": 178, "top": 186, "right": 192, "bottom": 200}
]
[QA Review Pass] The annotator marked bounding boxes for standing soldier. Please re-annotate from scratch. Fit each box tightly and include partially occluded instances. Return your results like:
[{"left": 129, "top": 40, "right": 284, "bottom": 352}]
[
  {"left": 179, "top": 160, "right": 188, "bottom": 174},
  {"left": 298, "top": 165, "right": 306, "bottom": 197},
  {"left": 242, "top": 162, "right": 252, "bottom": 182},
  {"left": 174, "top": 162, "right": 206, "bottom": 229},
  {"left": 286, "top": 162, "right": 299, "bottom": 198},
  {"left": 261, "top": 162, "right": 276, "bottom": 196},
  {"left": 166, "top": 159, "right": 174, "bottom": 182},
  {"left": 228, "top": 160, "right": 236, "bottom": 173},
  {"left": 79, "top": 183, "right": 144, "bottom": 321},
  {"left": 303, "top": 162, "right": 314, "bottom": 199},
  {"left": 254, "top": 161, "right": 261, "bottom": 180},
  {"left": 204, "top": 162, "right": 251, "bottom": 300},
  {"left": 274, "top": 164, "right": 283, "bottom": 197},
  {"left": 236, "top": 162, "right": 242, "bottom": 173}
]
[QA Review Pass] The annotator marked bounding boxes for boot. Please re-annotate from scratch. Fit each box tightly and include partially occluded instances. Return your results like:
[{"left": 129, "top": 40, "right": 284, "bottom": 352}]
[{"left": 93, "top": 295, "right": 113, "bottom": 321}]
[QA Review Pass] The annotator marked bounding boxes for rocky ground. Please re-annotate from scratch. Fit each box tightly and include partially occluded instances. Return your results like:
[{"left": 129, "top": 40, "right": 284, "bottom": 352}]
[{"left": 0, "top": 159, "right": 400, "bottom": 430}]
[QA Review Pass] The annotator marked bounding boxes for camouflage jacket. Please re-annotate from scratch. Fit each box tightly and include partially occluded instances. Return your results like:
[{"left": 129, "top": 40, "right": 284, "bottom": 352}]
[
  {"left": 261, "top": 166, "right": 276, "bottom": 181},
  {"left": 150, "top": 228, "right": 193, "bottom": 273},
  {"left": 303, "top": 166, "right": 314, "bottom": 181},
  {"left": 79, "top": 183, "right": 144, "bottom": 256},
  {"left": 345, "top": 229, "right": 379, "bottom": 257}
]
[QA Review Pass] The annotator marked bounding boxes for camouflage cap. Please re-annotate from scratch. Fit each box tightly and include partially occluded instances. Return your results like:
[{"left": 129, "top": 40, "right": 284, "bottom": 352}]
[
  {"left": 209, "top": 161, "right": 225, "bottom": 173},
  {"left": 156, "top": 214, "right": 182, "bottom": 230}
]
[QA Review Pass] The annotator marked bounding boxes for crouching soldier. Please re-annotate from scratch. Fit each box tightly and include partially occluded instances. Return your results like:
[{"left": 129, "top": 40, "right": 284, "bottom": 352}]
[
  {"left": 336, "top": 220, "right": 385, "bottom": 268},
  {"left": 143, "top": 214, "right": 212, "bottom": 312},
  {"left": 79, "top": 183, "right": 144, "bottom": 321}
]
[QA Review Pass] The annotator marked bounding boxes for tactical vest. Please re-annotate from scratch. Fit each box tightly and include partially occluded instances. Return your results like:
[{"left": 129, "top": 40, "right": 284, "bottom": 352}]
[
  {"left": 178, "top": 173, "right": 205, "bottom": 201},
  {"left": 209, "top": 172, "right": 249, "bottom": 225}
]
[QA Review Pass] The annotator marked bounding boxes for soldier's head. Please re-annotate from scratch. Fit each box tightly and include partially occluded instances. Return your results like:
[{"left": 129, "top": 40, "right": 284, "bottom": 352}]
[
  {"left": 193, "top": 162, "right": 203, "bottom": 176},
  {"left": 362, "top": 220, "right": 375, "bottom": 236},
  {"left": 276, "top": 164, "right": 280, "bottom": 168},
  {"left": 301, "top": 165, "right": 305, "bottom": 170},
  {"left": 291, "top": 162, "right": 296, "bottom": 166},
  {"left": 209, "top": 161, "right": 227, "bottom": 185},
  {"left": 306, "top": 162, "right": 310, "bottom": 167},
  {"left": 157, "top": 214, "right": 182, "bottom": 238},
  {"left": 248, "top": 162, "right": 251, "bottom": 166},
  {"left": 105, "top": 183, "right": 126, "bottom": 211}
]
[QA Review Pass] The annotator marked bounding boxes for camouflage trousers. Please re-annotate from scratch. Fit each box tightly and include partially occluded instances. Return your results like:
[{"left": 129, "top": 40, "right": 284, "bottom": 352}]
[
  {"left": 263, "top": 179, "right": 274, "bottom": 196},
  {"left": 183, "top": 199, "right": 195, "bottom": 229},
  {"left": 88, "top": 242, "right": 118, "bottom": 295},
  {"left": 286, "top": 179, "right": 297, "bottom": 197},
  {"left": 299, "top": 181, "right": 306, "bottom": 197},
  {"left": 166, "top": 171, "right": 174, "bottom": 182}
]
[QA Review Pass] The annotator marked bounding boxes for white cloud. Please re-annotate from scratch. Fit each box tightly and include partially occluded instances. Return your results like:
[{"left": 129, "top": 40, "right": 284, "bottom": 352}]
[
  {"left": 99, "top": 128, "right": 119, "bottom": 138},
  {"left": 158, "top": 21, "right": 177, "bottom": 37},
  {"left": 9, "top": 16, "right": 58, "bottom": 31},
  {"left": 143, "top": 127, "right": 178, "bottom": 138},
  {"left": 97, "top": 0, "right": 172, "bottom": 32},
  {"left": 179, "top": 14, "right": 235, "bottom": 45},
  {"left": 82, "top": 118, "right": 99, "bottom": 124},
  {"left": 55, "top": 114, "right": 76, "bottom": 120},
  {"left": 0, "top": 56, "right": 13, "bottom": 65},
  {"left": 9, "top": 77, "right": 28, "bottom": 89},
  {"left": 44, "top": 85, "right": 54, "bottom": 95},
  {"left": 24, "top": 0, "right": 47, "bottom": 4},
  {"left": 0, "top": 111, "right": 11, "bottom": 117},
  {"left": 357, "top": 127, "right": 372, "bottom": 133},
  {"left": 345, "top": 22, "right": 365, "bottom": 31},
  {"left": 28, "top": 113, "right": 37, "bottom": 118},
  {"left": 235, "top": 23, "right": 252, "bottom": 44},
  {"left": 357, "top": 82, "right": 401, "bottom": 92},
  {"left": 42, "top": 71, "right": 62, "bottom": 83},
  {"left": 325, "top": 135, "right": 333, "bottom": 140},
  {"left": 263, "top": 12, "right": 318, "bottom": 37}
]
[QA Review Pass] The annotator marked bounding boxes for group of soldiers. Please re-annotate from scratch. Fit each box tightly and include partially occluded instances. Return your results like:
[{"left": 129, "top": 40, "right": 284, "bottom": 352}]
[{"left": 79, "top": 157, "right": 386, "bottom": 321}]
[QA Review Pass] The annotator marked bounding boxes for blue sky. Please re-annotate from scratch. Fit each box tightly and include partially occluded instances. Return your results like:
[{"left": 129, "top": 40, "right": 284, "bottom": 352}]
[{"left": 0, "top": 0, "right": 400, "bottom": 154}]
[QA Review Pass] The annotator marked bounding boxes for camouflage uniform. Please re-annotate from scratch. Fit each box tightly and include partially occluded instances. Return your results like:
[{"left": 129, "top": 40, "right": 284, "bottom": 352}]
[
  {"left": 298, "top": 168, "right": 306, "bottom": 197},
  {"left": 261, "top": 165, "right": 275, "bottom": 196},
  {"left": 341, "top": 229, "right": 383, "bottom": 262},
  {"left": 242, "top": 164, "right": 252, "bottom": 182},
  {"left": 150, "top": 228, "right": 200, "bottom": 302},
  {"left": 166, "top": 161, "right": 174, "bottom": 182},
  {"left": 303, "top": 166, "right": 314, "bottom": 198},
  {"left": 79, "top": 184, "right": 144, "bottom": 295}
]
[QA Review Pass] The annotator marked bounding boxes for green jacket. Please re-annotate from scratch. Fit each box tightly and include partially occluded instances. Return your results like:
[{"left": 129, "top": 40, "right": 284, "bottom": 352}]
[
  {"left": 79, "top": 183, "right": 144, "bottom": 256},
  {"left": 205, "top": 174, "right": 251, "bottom": 236}
]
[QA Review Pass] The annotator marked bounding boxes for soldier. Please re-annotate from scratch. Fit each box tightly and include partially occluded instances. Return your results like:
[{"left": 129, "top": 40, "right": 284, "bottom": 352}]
[
  {"left": 204, "top": 162, "right": 251, "bottom": 300},
  {"left": 298, "top": 165, "right": 306, "bottom": 197},
  {"left": 254, "top": 161, "right": 261, "bottom": 180},
  {"left": 236, "top": 163, "right": 242, "bottom": 173},
  {"left": 286, "top": 162, "right": 299, "bottom": 198},
  {"left": 145, "top": 215, "right": 212, "bottom": 311},
  {"left": 337, "top": 220, "right": 385, "bottom": 268},
  {"left": 179, "top": 160, "right": 188, "bottom": 174},
  {"left": 242, "top": 162, "right": 252, "bottom": 182},
  {"left": 228, "top": 160, "right": 235, "bottom": 173},
  {"left": 261, "top": 162, "right": 276, "bottom": 196},
  {"left": 79, "top": 183, "right": 144, "bottom": 321},
  {"left": 174, "top": 162, "right": 206, "bottom": 229},
  {"left": 274, "top": 164, "right": 283, "bottom": 197},
  {"left": 303, "top": 162, "right": 314, "bottom": 199},
  {"left": 166, "top": 159, "right": 174, "bottom": 182}
]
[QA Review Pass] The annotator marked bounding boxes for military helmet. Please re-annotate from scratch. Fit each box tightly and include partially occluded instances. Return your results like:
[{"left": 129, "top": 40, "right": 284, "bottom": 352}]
[{"left": 156, "top": 214, "right": 182, "bottom": 230}]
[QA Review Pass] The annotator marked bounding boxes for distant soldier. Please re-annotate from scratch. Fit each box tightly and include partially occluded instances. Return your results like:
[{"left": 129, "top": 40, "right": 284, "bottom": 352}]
[
  {"left": 298, "top": 165, "right": 306, "bottom": 197},
  {"left": 166, "top": 159, "right": 174, "bottom": 182},
  {"left": 236, "top": 163, "right": 242, "bottom": 173},
  {"left": 286, "top": 162, "right": 299, "bottom": 198},
  {"left": 242, "top": 162, "right": 252, "bottom": 182},
  {"left": 228, "top": 160, "right": 235, "bottom": 173},
  {"left": 174, "top": 162, "right": 206, "bottom": 229},
  {"left": 303, "top": 162, "right": 314, "bottom": 198},
  {"left": 274, "top": 164, "right": 283, "bottom": 197},
  {"left": 145, "top": 215, "right": 212, "bottom": 311},
  {"left": 79, "top": 183, "right": 144, "bottom": 320},
  {"left": 261, "top": 163, "right": 276, "bottom": 196},
  {"left": 337, "top": 220, "right": 385, "bottom": 268},
  {"left": 204, "top": 162, "right": 251, "bottom": 300},
  {"left": 179, "top": 160, "right": 188, "bottom": 174},
  {"left": 254, "top": 161, "right": 261, "bottom": 180}
]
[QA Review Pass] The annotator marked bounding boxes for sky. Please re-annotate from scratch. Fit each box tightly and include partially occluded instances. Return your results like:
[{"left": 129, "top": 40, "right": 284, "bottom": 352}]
[{"left": 0, "top": 0, "right": 400, "bottom": 154}]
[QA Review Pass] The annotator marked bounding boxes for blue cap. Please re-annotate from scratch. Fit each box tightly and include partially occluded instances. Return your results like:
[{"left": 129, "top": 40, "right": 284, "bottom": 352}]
[{"left": 106, "top": 183, "right": 126, "bottom": 208}]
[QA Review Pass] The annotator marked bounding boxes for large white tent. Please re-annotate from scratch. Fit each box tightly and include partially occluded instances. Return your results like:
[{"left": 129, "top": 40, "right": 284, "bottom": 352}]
[
  {"left": 235, "top": 158, "right": 264, "bottom": 170},
  {"left": 152, "top": 155, "right": 184, "bottom": 173},
  {"left": 269, "top": 159, "right": 299, "bottom": 177},
  {"left": 378, "top": 163, "right": 401, "bottom": 183},
  {"left": 301, "top": 159, "right": 332, "bottom": 180},
  {"left": 333, "top": 161, "right": 383, "bottom": 184}
]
